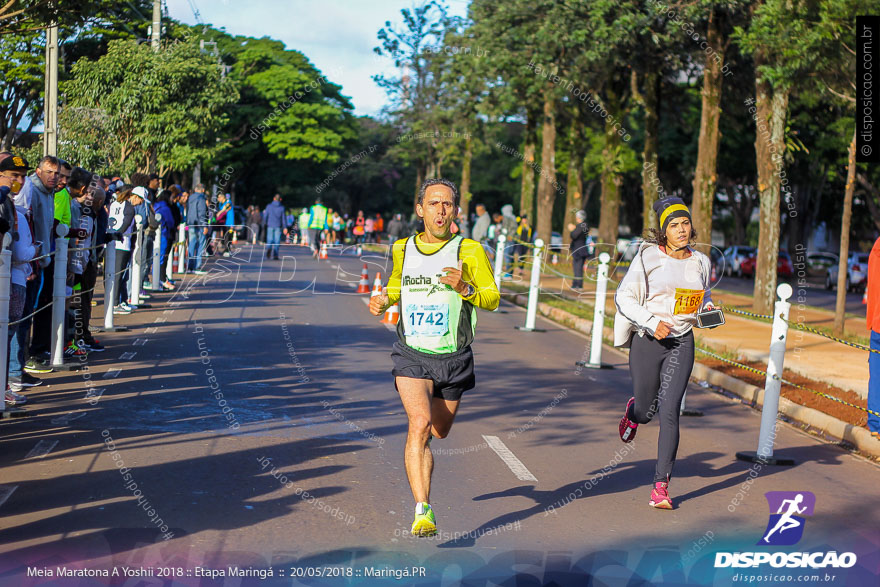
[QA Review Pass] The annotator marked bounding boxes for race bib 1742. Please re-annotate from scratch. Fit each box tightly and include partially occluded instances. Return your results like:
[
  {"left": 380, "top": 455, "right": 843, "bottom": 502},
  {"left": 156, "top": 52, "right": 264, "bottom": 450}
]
[
  {"left": 404, "top": 303, "right": 449, "bottom": 337},
  {"left": 673, "top": 288, "right": 704, "bottom": 315}
]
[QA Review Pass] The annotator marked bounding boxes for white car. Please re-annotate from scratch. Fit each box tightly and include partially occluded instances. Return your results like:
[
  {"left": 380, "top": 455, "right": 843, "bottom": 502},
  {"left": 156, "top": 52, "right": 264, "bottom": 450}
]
[{"left": 825, "top": 252, "right": 869, "bottom": 292}]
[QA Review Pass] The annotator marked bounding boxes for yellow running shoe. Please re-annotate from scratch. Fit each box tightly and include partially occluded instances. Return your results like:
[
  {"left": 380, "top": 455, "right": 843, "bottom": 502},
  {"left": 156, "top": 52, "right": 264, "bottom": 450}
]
[{"left": 411, "top": 502, "right": 437, "bottom": 537}]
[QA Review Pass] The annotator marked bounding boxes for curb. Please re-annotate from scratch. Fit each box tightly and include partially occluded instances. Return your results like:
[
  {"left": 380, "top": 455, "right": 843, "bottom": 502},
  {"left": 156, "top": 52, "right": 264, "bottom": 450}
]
[{"left": 500, "top": 291, "right": 880, "bottom": 460}]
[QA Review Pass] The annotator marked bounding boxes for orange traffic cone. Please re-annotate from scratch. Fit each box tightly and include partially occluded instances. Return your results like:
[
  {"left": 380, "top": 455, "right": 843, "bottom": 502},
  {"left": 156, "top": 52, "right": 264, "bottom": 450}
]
[
  {"left": 292, "top": 233, "right": 298, "bottom": 245},
  {"left": 381, "top": 286, "right": 399, "bottom": 324},
  {"left": 551, "top": 253, "right": 558, "bottom": 265},
  {"left": 371, "top": 272, "right": 383, "bottom": 296},
  {"left": 319, "top": 242, "right": 329, "bottom": 259},
  {"left": 356, "top": 263, "right": 371, "bottom": 294},
  {"left": 711, "top": 264, "right": 717, "bottom": 283},
  {"left": 356, "top": 244, "right": 363, "bottom": 257},
  {"left": 864, "top": 291, "right": 868, "bottom": 305}
]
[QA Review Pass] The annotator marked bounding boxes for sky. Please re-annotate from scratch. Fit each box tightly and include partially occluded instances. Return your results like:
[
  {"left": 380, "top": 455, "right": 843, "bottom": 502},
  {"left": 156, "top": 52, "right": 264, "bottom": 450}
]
[{"left": 164, "top": 0, "right": 470, "bottom": 117}]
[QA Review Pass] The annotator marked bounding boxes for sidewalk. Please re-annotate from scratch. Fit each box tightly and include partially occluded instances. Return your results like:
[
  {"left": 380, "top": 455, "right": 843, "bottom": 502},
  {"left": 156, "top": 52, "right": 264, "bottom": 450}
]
[{"left": 524, "top": 268, "right": 869, "bottom": 399}]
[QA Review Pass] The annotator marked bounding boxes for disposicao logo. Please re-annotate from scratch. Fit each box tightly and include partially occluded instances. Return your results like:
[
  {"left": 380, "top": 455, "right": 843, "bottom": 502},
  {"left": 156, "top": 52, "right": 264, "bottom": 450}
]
[
  {"left": 715, "top": 491, "right": 857, "bottom": 570},
  {"left": 760, "top": 491, "right": 815, "bottom": 546}
]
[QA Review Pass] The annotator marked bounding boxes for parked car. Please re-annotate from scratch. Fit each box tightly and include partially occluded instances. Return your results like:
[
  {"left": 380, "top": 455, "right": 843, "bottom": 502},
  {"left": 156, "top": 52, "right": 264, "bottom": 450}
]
[
  {"left": 825, "top": 252, "right": 869, "bottom": 292},
  {"left": 740, "top": 250, "right": 793, "bottom": 278},
  {"left": 805, "top": 252, "right": 838, "bottom": 278},
  {"left": 549, "top": 231, "right": 564, "bottom": 252},
  {"left": 617, "top": 236, "right": 644, "bottom": 262},
  {"left": 722, "top": 245, "right": 757, "bottom": 277}
]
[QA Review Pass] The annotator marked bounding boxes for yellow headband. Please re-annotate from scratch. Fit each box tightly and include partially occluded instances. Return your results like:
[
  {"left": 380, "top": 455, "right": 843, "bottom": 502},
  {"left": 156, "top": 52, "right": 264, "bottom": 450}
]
[{"left": 660, "top": 204, "right": 689, "bottom": 229}]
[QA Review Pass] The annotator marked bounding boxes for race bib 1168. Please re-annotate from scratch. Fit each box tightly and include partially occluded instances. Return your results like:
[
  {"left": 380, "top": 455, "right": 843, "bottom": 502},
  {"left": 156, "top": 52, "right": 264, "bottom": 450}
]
[{"left": 673, "top": 288, "right": 704, "bottom": 315}]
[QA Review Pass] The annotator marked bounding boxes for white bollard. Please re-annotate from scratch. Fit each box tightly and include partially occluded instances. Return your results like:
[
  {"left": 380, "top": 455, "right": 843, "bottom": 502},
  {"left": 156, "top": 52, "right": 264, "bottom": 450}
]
[
  {"left": 736, "top": 283, "right": 795, "bottom": 466},
  {"left": 177, "top": 224, "right": 186, "bottom": 274},
  {"left": 516, "top": 239, "right": 545, "bottom": 332},
  {"left": 101, "top": 239, "right": 127, "bottom": 332},
  {"left": 129, "top": 217, "right": 144, "bottom": 307},
  {"left": 50, "top": 224, "right": 70, "bottom": 368},
  {"left": 0, "top": 233, "right": 12, "bottom": 411},
  {"left": 492, "top": 234, "right": 506, "bottom": 313},
  {"left": 151, "top": 213, "right": 162, "bottom": 290},
  {"left": 579, "top": 252, "right": 612, "bottom": 369}
]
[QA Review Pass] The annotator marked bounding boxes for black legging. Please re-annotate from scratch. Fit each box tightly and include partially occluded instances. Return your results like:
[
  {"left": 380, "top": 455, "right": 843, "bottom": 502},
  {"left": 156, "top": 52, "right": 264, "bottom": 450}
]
[
  {"left": 161, "top": 237, "right": 174, "bottom": 283},
  {"left": 627, "top": 330, "right": 695, "bottom": 483},
  {"left": 114, "top": 249, "right": 132, "bottom": 306}
]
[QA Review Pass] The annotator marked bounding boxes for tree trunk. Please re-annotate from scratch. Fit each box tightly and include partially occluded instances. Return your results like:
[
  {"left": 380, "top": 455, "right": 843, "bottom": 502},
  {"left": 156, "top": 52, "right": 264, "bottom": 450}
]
[
  {"left": 833, "top": 132, "right": 857, "bottom": 335},
  {"left": 751, "top": 66, "right": 790, "bottom": 315},
  {"left": 520, "top": 109, "right": 537, "bottom": 219},
  {"left": 640, "top": 70, "right": 661, "bottom": 234},
  {"left": 460, "top": 132, "right": 473, "bottom": 217},
  {"left": 597, "top": 92, "right": 623, "bottom": 256},
  {"left": 564, "top": 116, "right": 586, "bottom": 246},
  {"left": 691, "top": 9, "right": 725, "bottom": 254},
  {"left": 535, "top": 89, "right": 558, "bottom": 245}
]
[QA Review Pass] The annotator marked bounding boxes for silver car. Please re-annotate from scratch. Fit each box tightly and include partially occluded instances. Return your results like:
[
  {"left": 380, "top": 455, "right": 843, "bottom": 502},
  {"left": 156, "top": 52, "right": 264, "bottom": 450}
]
[
  {"left": 722, "top": 245, "right": 756, "bottom": 277},
  {"left": 825, "top": 252, "right": 870, "bottom": 292}
]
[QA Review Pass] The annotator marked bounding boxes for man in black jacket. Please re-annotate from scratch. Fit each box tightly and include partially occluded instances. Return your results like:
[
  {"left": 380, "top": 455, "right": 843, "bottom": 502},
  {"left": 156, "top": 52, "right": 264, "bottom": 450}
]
[{"left": 568, "top": 210, "right": 590, "bottom": 290}]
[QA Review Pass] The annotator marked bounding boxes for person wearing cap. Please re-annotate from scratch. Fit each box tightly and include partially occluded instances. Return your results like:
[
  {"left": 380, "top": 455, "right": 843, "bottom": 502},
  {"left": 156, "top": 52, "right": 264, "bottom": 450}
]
[
  {"left": 612, "top": 196, "right": 716, "bottom": 510},
  {"left": 0, "top": 153, "right": 41, "bottom": 402},
  {"left": 0, "top": 153, "right": 26, "bottom": 238}
]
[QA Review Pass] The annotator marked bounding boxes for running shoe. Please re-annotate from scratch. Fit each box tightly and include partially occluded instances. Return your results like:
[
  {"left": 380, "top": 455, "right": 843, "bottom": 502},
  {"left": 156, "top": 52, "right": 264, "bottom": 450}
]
[
  {"left": 193, "top": 270, "right": 208, "bottom": 275},
  {"left": 79, "top": 338, "right": 105, "bottom": 352},
  {"left": 619, "top": 397, "right": 638, "bottom": 443},
  {"left": 63, "top": 341, "right": 87, "bottom": 358},
  {"left": 411, "top": 502, "right": 437, "bottom": 537},
  {"left": 5, "top": 389, "right": 27, "bottom": 405},
  {"left": 8, "top": 373, "right": 42, "bottom": 391},
  {"left": 162, "top": 281, "right": 175, "bottom": 291},
  {"left": 24, "top": 359, "right": 52, "bottom": 374},
  {"left": 649, "top": 479, "right": 674, "bottom": 510},
  {"left": 114, "top": 304, "right": 132, "bottom": 315},
  {"left": 142, "top": 281, "right": 153, "bottom": 290}
]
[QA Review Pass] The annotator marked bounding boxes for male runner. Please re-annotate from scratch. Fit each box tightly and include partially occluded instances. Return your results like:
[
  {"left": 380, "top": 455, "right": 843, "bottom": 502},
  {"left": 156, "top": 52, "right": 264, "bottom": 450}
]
[{"left": 369, "top": 178, "right": 499, "bottom": 536}]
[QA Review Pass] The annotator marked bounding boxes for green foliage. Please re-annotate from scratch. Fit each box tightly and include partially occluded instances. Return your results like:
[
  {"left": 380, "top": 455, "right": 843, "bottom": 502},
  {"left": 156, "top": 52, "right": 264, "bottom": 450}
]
[{"left": 61, "top": 36, "right": 237, "bottom": 177}]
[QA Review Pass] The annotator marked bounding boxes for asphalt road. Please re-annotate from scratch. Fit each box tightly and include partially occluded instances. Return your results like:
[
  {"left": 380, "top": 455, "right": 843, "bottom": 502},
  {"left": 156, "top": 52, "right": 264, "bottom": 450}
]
[{"left": 0, "top": 243, "right": 877, "bottom": 586}]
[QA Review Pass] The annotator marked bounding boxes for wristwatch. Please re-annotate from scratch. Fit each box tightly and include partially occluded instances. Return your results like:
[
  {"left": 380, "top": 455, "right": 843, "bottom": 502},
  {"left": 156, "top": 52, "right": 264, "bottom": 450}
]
[{"left": 463, "top": 283, "right": 476, "bottom": 298}]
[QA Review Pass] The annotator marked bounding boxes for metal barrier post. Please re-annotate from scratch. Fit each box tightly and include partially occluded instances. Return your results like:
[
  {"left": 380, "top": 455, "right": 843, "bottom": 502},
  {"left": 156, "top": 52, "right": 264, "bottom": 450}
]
[
  {"left": 576, "top": 252, "right": 612, "bottom": 369},
  {"left": 50, "top": 224, "right": 74, "bottom": 369},
  {"left": 516, "top": 239, "right": 545, "bottom": 332},
  {"left": 129, "top": 217, "right": 147, "bottom": 308},
  {"left": 99, "top": 239, "right": 127, "bottom": 332},
  {"left": 736, "top": 283, "right": 795, "bottom": 466},
  {"left": 177, "top": 224, "right": 186, "bottom": 274},
  {"left": 150, "top": 213, "right": 162, "bottom": 290},
  {"left": 492, "top": 234, "right": 506, "bottom": 313}
]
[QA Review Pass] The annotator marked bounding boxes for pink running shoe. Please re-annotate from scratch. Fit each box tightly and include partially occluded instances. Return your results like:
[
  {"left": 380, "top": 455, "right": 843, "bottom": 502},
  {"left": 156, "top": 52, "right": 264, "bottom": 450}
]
[
  {"left": 619, "top": 397, "right": 638, "bottom": 443},
  {"left": 649, "top": 479, "right": 673, "bottom": 510}
]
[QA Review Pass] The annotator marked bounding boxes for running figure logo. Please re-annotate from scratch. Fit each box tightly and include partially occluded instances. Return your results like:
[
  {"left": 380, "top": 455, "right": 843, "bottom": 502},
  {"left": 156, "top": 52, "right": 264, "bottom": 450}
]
[{"left": 759, "top": 491, "right": 816, "bottom": 546}]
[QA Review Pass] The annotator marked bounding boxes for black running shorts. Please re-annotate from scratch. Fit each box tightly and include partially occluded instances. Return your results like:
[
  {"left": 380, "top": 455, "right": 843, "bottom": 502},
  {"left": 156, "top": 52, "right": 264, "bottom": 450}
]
[{"left": 391, "top": 341, "right": 475, "bottom": 401}]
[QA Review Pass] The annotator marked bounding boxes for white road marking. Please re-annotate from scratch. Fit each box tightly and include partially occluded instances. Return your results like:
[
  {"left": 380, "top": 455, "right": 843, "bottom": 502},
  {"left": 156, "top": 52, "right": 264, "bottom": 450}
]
[
  {"left": 0, "top": 485, "right": 17, "bottom": 510},
  {"left": 163, "top": 309, "right": 175, "bottom": 315},
  {"left": 133, "top": 338, "right": 148, "bottom": 346},
  {"left": 103, "top": 369, "right": 122, "bottom": 379},
  {"left": 120, "top": 352, "right": 137, "bottom": 360},
  {"left": 360, "top": 297, "right": 396, "bottom": 331},
  {"left": 51, "top": 412, "right": 86, "bottom": 425},
  {"left": 145, "top": 327, "right": 158, "bottom": 334},
  {"left": 154, "top": 317, "right": 166, "bottom": 323},
  {"left": 25, "top": 440, "right": 58, "bottom": 459},
  {"left": 482, "top": 435, "right": 538, "bottom": 482}
]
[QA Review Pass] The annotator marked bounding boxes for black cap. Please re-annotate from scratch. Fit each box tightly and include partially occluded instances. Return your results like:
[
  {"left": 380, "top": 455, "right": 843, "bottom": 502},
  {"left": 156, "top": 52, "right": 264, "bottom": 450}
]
[{"left": 0, "top": 154, "right": 30, "bottom": 173}]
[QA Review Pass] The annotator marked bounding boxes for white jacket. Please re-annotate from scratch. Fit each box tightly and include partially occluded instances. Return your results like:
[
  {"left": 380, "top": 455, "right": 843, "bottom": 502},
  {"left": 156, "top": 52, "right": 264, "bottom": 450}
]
[{"left": 613, "top": 242, "right": 712, "bottom": 347}]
